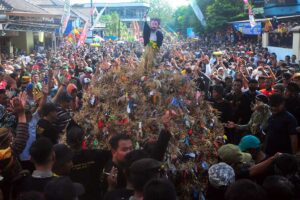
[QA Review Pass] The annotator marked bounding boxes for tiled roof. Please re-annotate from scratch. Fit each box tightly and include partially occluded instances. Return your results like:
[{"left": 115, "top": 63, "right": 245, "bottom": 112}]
[
  {"left": 26, "top": 0, "right": 64, "bottom": 6},
  {"left": 4, "top": 0, "right": 49, "bottom": 13}
]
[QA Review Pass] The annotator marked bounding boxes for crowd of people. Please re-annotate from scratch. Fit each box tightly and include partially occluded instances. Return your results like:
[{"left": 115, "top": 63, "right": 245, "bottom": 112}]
[{"left": 0, "top": 29, "right": 300, "bottom": 200}]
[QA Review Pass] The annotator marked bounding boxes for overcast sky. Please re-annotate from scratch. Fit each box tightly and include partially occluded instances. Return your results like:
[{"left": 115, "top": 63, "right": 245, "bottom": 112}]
[{"left": 70, "top": 0, "right": 189, "bottom": 8}]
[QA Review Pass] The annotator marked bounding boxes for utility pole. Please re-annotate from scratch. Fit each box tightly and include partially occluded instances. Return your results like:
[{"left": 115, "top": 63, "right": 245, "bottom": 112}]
[
  {"left": 118, "top": 18, "right": 121, "bottom": 40},
  {"left": 90, "top": 0, "right": 94, "bottom": 26}
]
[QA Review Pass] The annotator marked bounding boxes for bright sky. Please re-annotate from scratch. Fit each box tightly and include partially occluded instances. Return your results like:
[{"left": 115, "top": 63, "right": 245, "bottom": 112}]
[{"left": 70, "top": 0, "right": 189, "bottom": 9}]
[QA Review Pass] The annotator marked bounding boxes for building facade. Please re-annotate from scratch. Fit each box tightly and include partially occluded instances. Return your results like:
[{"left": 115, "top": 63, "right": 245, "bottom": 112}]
[
  {"left": 0, "top": 0, "right": 87, "bottom": 55},
  {"left": 74, "top": 2, "right": 150, "bottom": 38}
]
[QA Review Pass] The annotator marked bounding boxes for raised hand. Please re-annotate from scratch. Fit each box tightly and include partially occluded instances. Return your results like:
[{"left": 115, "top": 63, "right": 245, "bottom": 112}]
[
  {"left": 11, "top": 92, "right": 27, "bottom": 114},
  {"left": 41, "top": 83, "right": 49, "bottom": 95}
]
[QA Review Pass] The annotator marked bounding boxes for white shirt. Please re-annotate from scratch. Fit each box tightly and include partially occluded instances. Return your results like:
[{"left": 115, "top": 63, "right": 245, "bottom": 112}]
[{"left": 150, "top": 31, "right": 157, "bottom": 42}]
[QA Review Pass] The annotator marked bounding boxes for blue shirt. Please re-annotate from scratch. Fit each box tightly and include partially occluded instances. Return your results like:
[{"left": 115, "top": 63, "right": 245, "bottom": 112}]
[{"left": 19, "top": 111, "right": 40, "bottom": 161}]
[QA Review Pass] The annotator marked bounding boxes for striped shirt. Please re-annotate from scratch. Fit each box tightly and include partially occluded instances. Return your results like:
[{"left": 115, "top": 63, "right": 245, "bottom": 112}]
[
  {"left": 53, "top": 106, "right": 72, "bottom": 133},
  {"left": 12, "top": 123, "right": 29, "bottom": 157}
]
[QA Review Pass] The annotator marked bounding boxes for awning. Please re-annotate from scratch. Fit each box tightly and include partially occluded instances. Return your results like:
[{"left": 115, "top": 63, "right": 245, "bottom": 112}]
[
  {"left": 228, "top": 15, "right": 300, "bottom": 24},
  {"left": 4, "top": 22, "right": 60, "bottom": 32}
]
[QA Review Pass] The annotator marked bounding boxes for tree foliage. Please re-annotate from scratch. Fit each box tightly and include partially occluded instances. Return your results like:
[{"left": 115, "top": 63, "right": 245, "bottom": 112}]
[
  {"left": 205, "top": 0, "right": 247, "bottom": 31},
  {"left": 145, "top": 0, "right": 174, "bottom": 26},
  {"left": 173, "top": 0, "right": 247, "bottom": 35},
  {"left": 173, "top": 6, "right": 202, "bottom": 36},
  {"left": 101, "top": 12, "right": 129, "bottom": 39}
]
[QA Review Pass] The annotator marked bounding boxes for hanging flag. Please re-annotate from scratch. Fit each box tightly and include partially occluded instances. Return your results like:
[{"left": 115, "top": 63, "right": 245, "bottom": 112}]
[
  {"left": 61, "top": 0, "right": 71, "bottom": 35},
  {"left": 243, "top": 0, "right": 256, "bottom": 27},
  {"left": 91, "top": 6, "right": 107, "bottom": 30},
  {"left": 190, "top": 0, "right": 206, "bottom": 26},
  {"left": 77, "top": 22, "right": 89, "bottom": 47}
]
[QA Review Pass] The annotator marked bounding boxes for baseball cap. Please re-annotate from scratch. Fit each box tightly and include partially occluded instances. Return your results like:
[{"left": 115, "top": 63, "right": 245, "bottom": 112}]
[
  {"left": 255, "top": 94, "right": 269, "bottom": 104},
  {"left": 66, "top": 83, "right": 77, "bottom": 95},
  {"left": 53, "top": 144, "right": 73, "bottom": 166},
  {"left": 44, "top": 176, "right": 85, "bottom": 200},
  {"left": 130, "top": 158, "right": 162, "bottom": 174},
  {"left": 84, "top": 67, "right": 93, "bottom": 73},
  {"left": 208, "top": 162, "right": 235, "bottom": 188},
  {"left": 239, "top": 135, "right": 261, "bottom": 152},
  {"left": 218, "top": 144, "right": 252, "bottom": 165},
  {"left": 21, "top": 76, "right": 31, "bottom": 84}
]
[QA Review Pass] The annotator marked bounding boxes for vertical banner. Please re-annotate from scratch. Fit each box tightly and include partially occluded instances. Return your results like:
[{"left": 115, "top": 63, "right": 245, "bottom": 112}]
[
  {"left": 190, "top": 0, "right": 206, "bottom": 26},
  {"left": 77, "top": 22, "right": 89, "bottom": 47},
  {"left": 61, "top": 0, "right": 71, "bottom": 35},
  {"left": 243, "top": 0, "right": 256, "bottom": 27}
]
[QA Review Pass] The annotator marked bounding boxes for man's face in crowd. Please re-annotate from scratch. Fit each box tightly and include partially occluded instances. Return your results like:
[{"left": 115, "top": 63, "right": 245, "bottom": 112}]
[
  {"left": 249, "top": 82, "right": 258, "bottom": 92},
  {"left": 32, "top": 75, "right": 39, "bottom": 83},
  {"left": 270, "top": 103, "right": 284, "bottom": 114},
  {"left": 112, "top": 139, "right": 133, "bottom": 164},
  {"left": 292, "top": 55, "right": 296, "bottom": 62},
  {"left": 212, "top": 90, "right": 222, "bottom": 100},
  {"left": 285, "top": 56, "right": 290, "bottom": 63},
  {"left": 225, "top": 78, "right": 233, "bottom": 88},
  {"left": 233, "top": 81, "right": 242, "bottom": 93},
  {"left": 150, "top": 20, "right": 159, "bottom": 31}
]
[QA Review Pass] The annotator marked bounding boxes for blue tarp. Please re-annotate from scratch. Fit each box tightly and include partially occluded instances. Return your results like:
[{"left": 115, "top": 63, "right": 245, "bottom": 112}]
[
  {"left": 104, "top": 36, "right": 118, "bottom": 41},
  {"left": 187, "top": 28, "right": 195, "bottom": 38}
]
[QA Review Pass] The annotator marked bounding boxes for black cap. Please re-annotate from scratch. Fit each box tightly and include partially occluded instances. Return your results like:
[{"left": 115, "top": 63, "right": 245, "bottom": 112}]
[
  {"left": 255, "top": 94, "right": 269, "bottom": 104},
  {"left": 130, "top": 158, "right": 162, "bottom": 174},
  {"left": 44, "top": 177, "right": 85, "bottom": 200},
  {"left": 249, "top": 78, "right": 258, "bottom": 84},
  {"left": 53, "top": 144, "right": 73, "bottom": 165}
]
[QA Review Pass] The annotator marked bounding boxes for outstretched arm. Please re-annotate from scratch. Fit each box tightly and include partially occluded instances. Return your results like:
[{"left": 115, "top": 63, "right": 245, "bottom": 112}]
[
  {"left": 143, "top": 11, "right": 151, "bottom": 46},
  {"left": 11, "top": 92, "right": 28, "bottom": 156}
]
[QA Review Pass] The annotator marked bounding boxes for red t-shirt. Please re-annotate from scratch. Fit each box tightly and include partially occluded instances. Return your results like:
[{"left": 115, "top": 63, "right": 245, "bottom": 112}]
[{"left": 260, "top": 88, "right": 275, "bottom": 97}]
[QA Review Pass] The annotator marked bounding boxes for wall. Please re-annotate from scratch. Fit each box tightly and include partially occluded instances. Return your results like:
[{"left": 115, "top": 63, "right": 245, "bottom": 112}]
[
  {"left": 264, "top": 1, "right": 300, "bottom": 16},
  {"left": 11, "top": 31, "right": 34, "bottom": 53},
  {"left": 267, "top": 46, "right": 294, "bottom": 60}
]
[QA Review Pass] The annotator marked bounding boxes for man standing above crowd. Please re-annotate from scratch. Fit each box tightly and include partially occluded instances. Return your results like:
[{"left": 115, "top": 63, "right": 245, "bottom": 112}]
[{"left": 143, "top": 13, "right": 164, "bottom": 73}]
